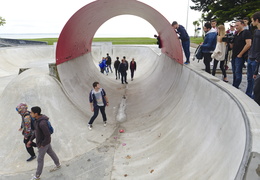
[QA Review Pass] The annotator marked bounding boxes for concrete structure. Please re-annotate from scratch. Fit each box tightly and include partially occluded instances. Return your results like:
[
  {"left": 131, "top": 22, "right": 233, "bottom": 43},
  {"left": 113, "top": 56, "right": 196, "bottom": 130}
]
[
  {"left": 0, "top": 38, "right": 47, "bottom": 47},
  {"left": 0, "top": 0, "right": 260, "bottom": 179}
]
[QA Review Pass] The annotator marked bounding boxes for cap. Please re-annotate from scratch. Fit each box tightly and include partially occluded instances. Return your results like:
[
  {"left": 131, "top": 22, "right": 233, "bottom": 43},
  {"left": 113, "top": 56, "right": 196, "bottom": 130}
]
[
  {"left": 16, "top": 103, "right": 28, "bottom": 113},
  {"left": 230, "top": 22, "right": 235, "bottom": 27}
]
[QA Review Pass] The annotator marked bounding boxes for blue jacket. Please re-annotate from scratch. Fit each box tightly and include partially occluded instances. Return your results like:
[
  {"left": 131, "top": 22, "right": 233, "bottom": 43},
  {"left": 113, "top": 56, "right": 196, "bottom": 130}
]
[
  {"left": 201, "top": 31, "right": 217, "bottom": 53},
  {"left": 177, "top": 25, "right": 189, "bottom": 42}
]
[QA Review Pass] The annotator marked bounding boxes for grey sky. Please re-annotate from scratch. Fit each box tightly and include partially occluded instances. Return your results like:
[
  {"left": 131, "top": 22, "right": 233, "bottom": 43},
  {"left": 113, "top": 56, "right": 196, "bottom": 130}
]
[{"left": 0, "top": 0, "right": 201, "bottom": 37}]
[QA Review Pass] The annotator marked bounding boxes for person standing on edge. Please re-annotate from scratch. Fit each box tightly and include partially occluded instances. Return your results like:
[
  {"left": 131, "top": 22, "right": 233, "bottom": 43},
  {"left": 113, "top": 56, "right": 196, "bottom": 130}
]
[
  {"left": 230, "top": 20, "right": 252, "bottom": 89},
  {"left": 243, "top": 17, "right": 251, "bottom": 31},
  {"left": 226, "top": 23, "right": 236, "bottom": 35},
  {"left": 172, "top": 21, "right": 190, "bottom": 64},
  {"left": 114, "top": 57, "right": 120, "bottom": 80},
  {"left": 16, "top": 103, "right": 37, "bottom": 162},
  {"left": 106, "top": 53, "right": 113, "bottom": 73},
  {"left": 251, "top": 12, "right": 260, "bottom": 105},
  {"left": 200, "top": 22, "right": 217, "bottom": 74},
  {"left": 130, "top": 58, "right": 137, "bottom": 81},
  {"left": 118, "top": 58, "right": 128, "bottom": 84},
  {"left": 211, "top": 25, "right": 228, "bottom": 82},
  {"left": 27, "top": 106, "right": 61, "bottom": 180},
  {"left": 88, "top": 82, "right": 109, "bottom": 130},
  {"left": 210, "top": 20, "right": 218, "bottom": 32}
]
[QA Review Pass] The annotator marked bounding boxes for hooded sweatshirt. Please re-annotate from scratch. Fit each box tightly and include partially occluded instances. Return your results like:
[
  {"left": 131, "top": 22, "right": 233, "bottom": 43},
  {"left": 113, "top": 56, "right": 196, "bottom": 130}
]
[{"left": 30, "top": 115, "right": 51, "bottom": 147}]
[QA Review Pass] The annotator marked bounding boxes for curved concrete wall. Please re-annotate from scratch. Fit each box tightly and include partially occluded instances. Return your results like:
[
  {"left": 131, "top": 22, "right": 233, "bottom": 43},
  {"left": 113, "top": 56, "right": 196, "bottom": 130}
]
[
  {"left": 56, "top": 46, "right": 246, "bottom": 179},
  {"left": 53, "top": 0, "right": 260, "bottom": 179},
  {"left": 56, "top": 0, "right": 183, "bottom": 65}
]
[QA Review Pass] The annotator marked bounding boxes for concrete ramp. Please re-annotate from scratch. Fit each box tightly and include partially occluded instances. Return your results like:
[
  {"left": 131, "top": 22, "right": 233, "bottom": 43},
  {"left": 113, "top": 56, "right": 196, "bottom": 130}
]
[
  {"left": 56, "top": 45, "right": 260, "bottom": 179},
  {"left": 0, "top": 45, "right": 260, "bottom": 179}
]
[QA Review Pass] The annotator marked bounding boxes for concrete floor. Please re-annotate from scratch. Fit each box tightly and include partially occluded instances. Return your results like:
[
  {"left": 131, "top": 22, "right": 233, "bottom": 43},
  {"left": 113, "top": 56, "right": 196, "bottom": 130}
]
[{"left": 0, "top": 45, "right": 260, "bottom": 180}]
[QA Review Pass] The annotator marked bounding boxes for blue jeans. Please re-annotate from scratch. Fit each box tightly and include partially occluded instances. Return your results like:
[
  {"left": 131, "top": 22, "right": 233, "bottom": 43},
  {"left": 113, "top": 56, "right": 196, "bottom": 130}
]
[
  {"left": 246, "top": 60, "right": 257, "bottom": 98},
  {"left": 182, "top": 40, "right": 190, "bottom": 62},
  {"left": 231, "top": 57, "right": 244, "bottom": 88}
]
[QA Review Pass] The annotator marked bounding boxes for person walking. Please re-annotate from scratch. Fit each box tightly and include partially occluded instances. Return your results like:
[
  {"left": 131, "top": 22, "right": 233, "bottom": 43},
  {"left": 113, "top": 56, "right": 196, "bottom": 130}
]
[
  {"left": 130, "top": 58, "right": 137, "bottom": 81},
  {"left": 114, "top": 57, "right": 120, "bottom": 80},
  {"left": 27, "top": 106, "right": 61, "bottom": 180},
  {"left": 200, "top": 22, "right": 217, "bottom": 74},
  {"left": 106, "top": 53, "right": 113, "bottom": 73},
  {"left": 118, "top": 58, "right": 128, "bottom": 84},
  {"left": 172, "top": 21, "right": 190, "bottom": 64},
  {"left": 251, "top": 11, "right": 260, "bottom": 105},
  {"left": 211, "top": 25, "right": 228, "bottom": 82},
  {"left": 16, "top": 103, "right": 37, "bottom": 162},
  {"left": 88, "top": 82, "right": 109, "bottom": 130},
  {"left": 230, "top": 20, "right": 252, "bottom": 89},
  {"left": 102, "top": 57, "right": 108, "bottom": 75}
]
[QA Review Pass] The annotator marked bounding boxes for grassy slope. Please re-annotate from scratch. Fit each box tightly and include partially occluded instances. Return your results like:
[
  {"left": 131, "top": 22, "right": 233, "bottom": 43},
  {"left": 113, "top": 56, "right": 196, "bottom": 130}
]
[
  {"left": 22, "top": 37, "right": 203, "bottom": 45},
  {"left": 22, "top": 37, "right": 157, "bottom": 45}
]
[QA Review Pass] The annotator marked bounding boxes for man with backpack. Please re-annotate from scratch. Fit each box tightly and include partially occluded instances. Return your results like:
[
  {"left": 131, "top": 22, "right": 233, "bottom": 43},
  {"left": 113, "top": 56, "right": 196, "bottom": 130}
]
[
  {"left": 200, "top": 22, "right": 217, "bottom": 74},
  {"left": 16, "top": 103, "right": 37, "bottom": 162},
  {"left": 27, "top": 106, "right": 61, "bottom": 180}
]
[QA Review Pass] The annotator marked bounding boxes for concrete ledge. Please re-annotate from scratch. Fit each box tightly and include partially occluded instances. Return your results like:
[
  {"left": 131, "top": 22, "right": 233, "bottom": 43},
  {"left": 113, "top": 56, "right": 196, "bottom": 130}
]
[{"left": 0, "top": 38, "right": 47, "bottom": 47}]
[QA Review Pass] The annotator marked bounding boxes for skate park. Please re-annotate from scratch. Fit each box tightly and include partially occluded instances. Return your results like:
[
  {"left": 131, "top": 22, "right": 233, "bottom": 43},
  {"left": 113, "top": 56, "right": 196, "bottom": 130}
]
[{"left": 1, "top": 0, "right": 260, "bottom": 179}]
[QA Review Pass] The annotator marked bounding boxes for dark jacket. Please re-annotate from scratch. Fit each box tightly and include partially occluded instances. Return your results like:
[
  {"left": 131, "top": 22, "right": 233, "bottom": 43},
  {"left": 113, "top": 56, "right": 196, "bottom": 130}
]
[
  {"left": 106, "top": 56, "right": 112, "bottom": 65},
  {"left": 114, "top": 60, "right": 120, "bottom": 70},
  {"left": 118, "top": 62, "right": 128, "bottom": 73},
  {"left": 130, "top": 61, "right": 137, "bottom": 71},
  {"left": 201, "top": 31, "right": 217, "bottom": 53},
  {"left": 176, "top": 25, "right": 189, "bottom": 41},
  {"left": 249, "top": 29, "right": 260, "bottom": 61},
  {"left": 30, "top": 115, "right": 51, "bottom": 147}
]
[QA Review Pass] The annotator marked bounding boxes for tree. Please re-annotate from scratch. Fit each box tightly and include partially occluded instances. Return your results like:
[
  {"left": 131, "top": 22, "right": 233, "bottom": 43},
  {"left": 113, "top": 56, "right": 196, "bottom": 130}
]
[
  {"left": 193, "top": 20, "right": 200, "bottom": 37},
  {"left": 0, "top": 16, "right": 6, "bottom": 26},
  {"left": 190, "top": 0, "right": 260, "bottom": 24}
]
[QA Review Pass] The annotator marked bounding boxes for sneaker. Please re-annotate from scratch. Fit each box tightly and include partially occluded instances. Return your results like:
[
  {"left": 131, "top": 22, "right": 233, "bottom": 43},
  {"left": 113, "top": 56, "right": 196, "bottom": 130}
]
[
  {"left": 184, "top": 61, "right": 190, "bottom": 65},
  {"left": 31, "top": 175, "right": 40, "bottom": 180},
  {"left": 27, "top": 156, "right": 36, "bottom": 162},
  {"left": 88, "top": 124, "right": 93, "bottom": 130},
  {"left": 104, "top": 121, "right": 107, "bottom": 127},
  {"left": 50, "top": 164, "right": 61, "bottom": 172}
]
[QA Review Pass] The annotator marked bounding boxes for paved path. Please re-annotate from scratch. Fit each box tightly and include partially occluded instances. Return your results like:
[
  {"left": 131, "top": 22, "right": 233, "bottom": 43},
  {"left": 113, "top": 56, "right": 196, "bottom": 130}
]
[{"left": 189, "top": 45, "right": 248, "bottom": 95}]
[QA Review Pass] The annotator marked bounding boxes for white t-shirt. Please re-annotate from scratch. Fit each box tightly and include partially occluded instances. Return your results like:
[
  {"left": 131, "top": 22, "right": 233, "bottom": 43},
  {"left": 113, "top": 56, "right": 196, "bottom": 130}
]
[{"left": 93, "top": 89, "right": 104, "bottom": 106}]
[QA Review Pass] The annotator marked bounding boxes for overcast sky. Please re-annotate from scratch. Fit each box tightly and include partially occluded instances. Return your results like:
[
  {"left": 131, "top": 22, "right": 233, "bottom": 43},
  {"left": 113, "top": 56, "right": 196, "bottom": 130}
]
[{"left": 0, "top": 0, "right": 202, "bottom": 37}]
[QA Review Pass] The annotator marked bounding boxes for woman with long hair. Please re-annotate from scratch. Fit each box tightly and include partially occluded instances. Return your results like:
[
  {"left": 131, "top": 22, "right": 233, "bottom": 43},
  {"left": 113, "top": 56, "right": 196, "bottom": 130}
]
[{"left": 211, "top": 25, "right": 228, "bottom": 82}]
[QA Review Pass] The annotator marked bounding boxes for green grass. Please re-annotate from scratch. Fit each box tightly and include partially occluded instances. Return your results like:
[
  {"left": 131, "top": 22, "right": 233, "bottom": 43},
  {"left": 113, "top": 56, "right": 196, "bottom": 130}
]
[
  {"left": 190, "top": 37, "right": 203, "bottom": 45},
  {"left": 22, "top": 37, "right": 204, "bottom": 45},
  {"left": 22, "top": 37, "right": 157, "bottom": 45}
]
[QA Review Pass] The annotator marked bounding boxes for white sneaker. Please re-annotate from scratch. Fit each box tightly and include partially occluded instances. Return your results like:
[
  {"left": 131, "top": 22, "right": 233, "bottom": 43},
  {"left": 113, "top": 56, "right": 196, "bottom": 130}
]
[
  {"left": 31, "top": 175, "right": 40, "bottom": 180},
  {"left": 104, "top": 121, "right": 107, "bottom": 127},
  {"left": 50, "top": 164, "right": 61, "bottom": 172},
  {"left": 88, "top": 124, "right": 93, "bottom": 130}
]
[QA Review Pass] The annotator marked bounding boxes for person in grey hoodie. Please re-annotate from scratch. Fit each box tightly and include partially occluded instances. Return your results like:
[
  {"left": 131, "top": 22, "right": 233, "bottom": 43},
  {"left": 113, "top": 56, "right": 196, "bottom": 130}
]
[{"left": 27, "top": 106, "right": 61, "bottom": 180}]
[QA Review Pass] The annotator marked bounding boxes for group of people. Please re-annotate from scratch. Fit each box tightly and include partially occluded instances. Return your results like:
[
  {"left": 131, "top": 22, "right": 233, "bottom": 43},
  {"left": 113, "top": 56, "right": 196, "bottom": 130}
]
[
  {"left": 173, "top": 11, "right": 260, "bottom": 106},
  {"left": 99, "top": 54, "right": 137, "bottom": 84},
  {"left": 99, "top": 53, "right": 113, "bottom": 75},
  {"left": 200, "top": 12, "right": 260, "bottom": 105},
  {"left": 16, "top": 103, "right": 61, "bottom": 180}
]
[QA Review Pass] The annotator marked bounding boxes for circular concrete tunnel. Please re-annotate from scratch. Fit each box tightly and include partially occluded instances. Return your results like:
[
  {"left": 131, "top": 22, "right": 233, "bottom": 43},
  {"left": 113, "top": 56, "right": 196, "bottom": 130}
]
[{"left": 54, "top": 0, "right": 252, "bottom": 179}]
